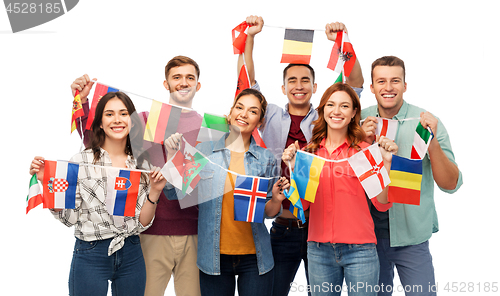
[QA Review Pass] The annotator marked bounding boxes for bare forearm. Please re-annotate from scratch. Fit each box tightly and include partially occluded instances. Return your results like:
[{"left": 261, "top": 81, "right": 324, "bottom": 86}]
[{"left": 428, "top": 140, "right": 459, "bottom": 190}]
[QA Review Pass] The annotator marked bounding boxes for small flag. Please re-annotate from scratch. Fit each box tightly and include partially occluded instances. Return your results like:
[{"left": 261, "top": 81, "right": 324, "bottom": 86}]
[
  {"left": 196, "top": 113, "right": 229, "bottom": 143},
  {"left": 252, "top": 128, "right": 266, "bottom": 148},
  {"left": 281, "top": 29, "right": 314, "bottom": 64},
  {"left": 42, "top": 161, "right": 79, "bottom": 209},
  {"left": 233, "top": 176, "right": 268, "bottom": 223},
  {"left": 327, "top": 31, "right": 357, "bottom": 77},
  {"left": 293, "top": 151, "right": 326, "bottom": 203},
  {"left": 86, "top": 83, "right": 119, "bottom": 130},
  {"left": 235, "top": 64, "right": 251, "bottom": 98},
  {"left": 26, "top": 174, "right": 43, "bottom": 214},
  {"left": 232, "top": 21, "right": 248, "bottom": 54},
  {"left": 376, "top": 118, "right": 398, "bottom": 141},
  {"left": 144, "top": 100, "right": 182, "bottom": 144},
  {"left": 411, "top": 122, "right": 432, "bottom": 160},
  {"left": 284, "top": 171, "right": 306, "bottom": 223},
  {"left": 348, "top": 144, "right": 391, "bottom": 198},
  {"left": 388, "top": 155, "right": 423, "bottom": 205},
  {"left": 71, "top": 90, "right": 85, "bottom": 134},
  {"left": 334, "top": 72, "right": 343, "bottom": 84},
  {"left": 161, "top": 138, "right": 209, "bottom": 195},
  {"left": 106, "top": 168, "right": 142, "bottom": 217}
]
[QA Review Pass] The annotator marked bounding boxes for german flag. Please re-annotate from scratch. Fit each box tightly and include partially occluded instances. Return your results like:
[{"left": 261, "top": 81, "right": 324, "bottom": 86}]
[
  {"left": 281, "top": 29, "right": 314, "bottom": 64},
  {"left": 143, "top": 100, "right": 182, "bottom": 144}
]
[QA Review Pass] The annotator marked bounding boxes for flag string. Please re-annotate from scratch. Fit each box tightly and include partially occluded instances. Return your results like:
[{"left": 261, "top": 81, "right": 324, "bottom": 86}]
[{"left": 264, "top": 24, "right": 325, "bottom": 31}]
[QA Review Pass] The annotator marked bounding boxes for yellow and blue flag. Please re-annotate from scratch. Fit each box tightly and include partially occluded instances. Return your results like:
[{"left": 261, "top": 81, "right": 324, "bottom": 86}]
[
  {"left": 284, "top": 171, "right": 306, "bottom": 223},
  {"left": 388, "top": 155, "right": 423, "bottom": 205},
  {"left": 293, "top": 151, "right": 325, "bottom": 203}
]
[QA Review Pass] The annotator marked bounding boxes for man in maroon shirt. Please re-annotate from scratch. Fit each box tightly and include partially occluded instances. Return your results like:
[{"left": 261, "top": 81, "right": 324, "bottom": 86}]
[{"left": 71, "top": 56, "right": 203, "bottom": 296}]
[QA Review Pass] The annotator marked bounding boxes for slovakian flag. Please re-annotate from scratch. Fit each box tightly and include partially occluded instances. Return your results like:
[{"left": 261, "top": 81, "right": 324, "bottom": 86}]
[
  {"left": 161, "top": 138, "right": 209, "bottom": 195},
  {"left": 293, "top": 151, "right": 326, "bottom": 203},
  {"left": 71, "top": 90, "right": 85, "bottom": 134},
  {"left": 281, "top": 29, "right": 314, "bottom": 64},
  {"left": 196, "top": 113, "right": 229, "bottom": 144},
  {"left": 411, "top": 122, "right": 433, "bottom": 160},
  {"left": 235, "top": 64, "right": 251, "bottom": 98},
  {"left": 327, "top": 31, "right": 357, "bottom": 77},
  {"left": 26, "top": 174, "right": 43, "bottom": 214},
  {"left": 233, "top": 176, "right": 269, "bottom": 223},
  {"left": 376, "top": 118, "right": 398, "bottom": 141},
  {"left": 86, "top": 83, "right": 119, "bottom": 130},
  {"left": 388, "top": 155, "right": 423, "bottom": 205},
  {"left": 42, "top": 161, "right": 79, "bottom": 209},
  {"left": 284, "top": 171, "right": 306, "bottom": 223},
  {"left": 232, "top": 21, "right": 248, "bottom": 54},
  {"left": 106, "top": 168, "right": 142, "bottom": 217},
  {"left": 144, "top": 100, "right": 182, "bottom": 144},
  {"left": 348, "top": 144, "right": 391, "bottom": 198}
]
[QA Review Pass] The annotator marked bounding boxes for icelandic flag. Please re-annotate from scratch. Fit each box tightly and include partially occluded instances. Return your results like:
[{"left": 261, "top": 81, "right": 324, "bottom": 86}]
[
  {"left": 42, "top": 161, "right": 79, "bottom": 209},
  {"left": 106, "top": 168, "right": 142, "bottom": 217},
  {"left": 233, "top": 176, "right": 269, "bottom": 223}
]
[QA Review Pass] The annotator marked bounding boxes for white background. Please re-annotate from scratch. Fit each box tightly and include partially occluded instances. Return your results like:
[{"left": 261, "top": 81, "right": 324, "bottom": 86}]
[{"left": 1, "top": 0, "right": 499, "bottom": 295}]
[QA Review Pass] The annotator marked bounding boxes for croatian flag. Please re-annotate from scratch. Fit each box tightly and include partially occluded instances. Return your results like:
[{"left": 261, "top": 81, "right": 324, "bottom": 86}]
[
  {"left": 42, "top": 161, "right": 79, "bottom": 209},
  {"left": 233, "top": 176, "right": 269, "bottom": 223},
  {"left": 106, "top": 168, "right": 142, "bottom": 217},
  {"left": 348, "top": 144, "right": 391, "bottom": 198}
]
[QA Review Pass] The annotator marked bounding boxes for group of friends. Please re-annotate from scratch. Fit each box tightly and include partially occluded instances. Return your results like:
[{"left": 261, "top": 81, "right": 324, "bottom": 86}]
[{"left": 29, "top": 16, "right": 462, "bottom": 296}]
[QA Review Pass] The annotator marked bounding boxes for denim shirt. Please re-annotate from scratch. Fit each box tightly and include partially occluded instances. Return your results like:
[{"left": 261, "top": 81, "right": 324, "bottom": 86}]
[
  {"left": 167, "top": 133, "right": 280, "bottom": 275},
  {"left": 362, "top": 101, "right": 463, "bottom": 247}
]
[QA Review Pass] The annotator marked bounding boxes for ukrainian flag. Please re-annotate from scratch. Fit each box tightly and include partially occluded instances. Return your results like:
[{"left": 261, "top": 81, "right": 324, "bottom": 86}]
[
  {"left": 281, "top": 29, "right": 314, "bottom": 64},
  {"left": 388, "top": 155, "right": 423, "bottom": 205},
  {"left": 294, "top": 151, "right": 325, "bottom": 203},
  {"left": 284, "top": 172, "right": 306, "bottom": 223}
]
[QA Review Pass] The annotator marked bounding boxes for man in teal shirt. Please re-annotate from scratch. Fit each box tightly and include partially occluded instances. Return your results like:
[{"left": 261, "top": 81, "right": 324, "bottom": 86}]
[{"left": 361, "top": 56, "right": 463, "bottom": 296}]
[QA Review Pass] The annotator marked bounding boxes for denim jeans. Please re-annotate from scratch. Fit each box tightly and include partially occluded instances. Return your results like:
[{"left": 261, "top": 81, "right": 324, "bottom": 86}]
[
  {"left": 270, "top": 221, "right": 310, "bottom": 296},
  {"left": 69, "top": 235, "right": 146, "bottom": 296},
  {"left": 377, "top": 239, "right": 436, "bottom": 296},
  {"left": 307, "top": 242, "right": 379, "bottom": 296},
  {"left": 199, "top": 254, "right": 273, "bottom": 296}
]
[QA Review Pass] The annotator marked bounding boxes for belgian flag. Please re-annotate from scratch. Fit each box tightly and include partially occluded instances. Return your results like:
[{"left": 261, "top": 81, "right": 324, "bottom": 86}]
[{"left": 281, "top": 29, "right": 314, "bottom": 64}]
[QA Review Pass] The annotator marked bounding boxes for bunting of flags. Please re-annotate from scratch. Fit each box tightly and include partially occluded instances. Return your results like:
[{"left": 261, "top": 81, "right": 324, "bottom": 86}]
[
  {"left": 348, "top": 144, "right": 391, "bottom": 199},
  {"left": 196, "top": 113, "right": 229, "bottom": 143},
  {"left": 106, "top": 168, "right": 142, "bottom": 217},
  {"left": 235, "top": 64, "right": 251, "bottom": 98},
  {"left": 86, "top": 83, "right": 119, "bottom": 130},
  {"left": 144, "top": 100, "right": 182, "bottom": 144},
  {"left": 388, "top": 155, "right": 423, "bottom": 205},
  {"left": 327, "top": 30, "right": 357, "bottom": 77},
  {"left": 281, "top": 29, "right": 314, "bottom": 64},
  {"left": 232, "top": 21, "right": 248, "bottom": 54},
  {"left": 26, "top": 174, "right": 43, "bottom": 214},
  {"left": 233, "top": 176, "right": 268, "bottom": 223},
  {"left": 71, "top": 90, "right": 85, "bottom": 134},
  {"left": 42, "top": 160, "right": 79, "bottom": 209}
]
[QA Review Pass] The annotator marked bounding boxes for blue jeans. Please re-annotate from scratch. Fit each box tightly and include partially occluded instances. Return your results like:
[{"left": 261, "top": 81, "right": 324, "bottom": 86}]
[
  {"left": 69, "top": 236, "right": 146, "bottom": 296},
  {"left": 307, "top": 242, "right": 379, "bottom": 296},
  {"left": 270, "top": 221, "right": 310, "bottom": 296},
  {"left": 199, "top": 254, "right": 273, "bottom": 296},
  {"left": 377, "top": 239, "right": 436, "bottom": 296}
]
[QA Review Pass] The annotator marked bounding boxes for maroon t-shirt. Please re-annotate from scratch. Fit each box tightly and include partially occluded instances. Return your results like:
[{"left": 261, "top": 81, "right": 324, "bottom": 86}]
[{"left": 281, "top": 114, "right": 308, "bottom": 210}]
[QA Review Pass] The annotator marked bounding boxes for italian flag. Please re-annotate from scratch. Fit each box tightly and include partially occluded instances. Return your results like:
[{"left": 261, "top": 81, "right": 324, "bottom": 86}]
[
  {"left": 411, "top": 122, "right": 433, "bottom": 160},
  {"left": 26, "top": 174, "right": 43, "bottom": 214}
]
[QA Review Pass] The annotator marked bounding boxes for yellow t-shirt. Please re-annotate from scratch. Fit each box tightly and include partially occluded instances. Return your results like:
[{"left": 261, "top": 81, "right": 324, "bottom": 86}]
[{"left": 219, "top": 151, "right": 256, "bottom": 255}]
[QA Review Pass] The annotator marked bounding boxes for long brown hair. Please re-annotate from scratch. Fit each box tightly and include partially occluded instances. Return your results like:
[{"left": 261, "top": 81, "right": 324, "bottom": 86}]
[
  {"left": 305, "top": 83, "right": 365, "bottom": 153},
  {"left": 89, "top": 92, "right": 139, "bottom": 163}
]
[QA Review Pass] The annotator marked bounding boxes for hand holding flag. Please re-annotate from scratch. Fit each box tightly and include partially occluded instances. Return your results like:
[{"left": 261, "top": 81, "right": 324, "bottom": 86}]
[{"left": 71, "top": 74, "right": 95, "bottom": 103}]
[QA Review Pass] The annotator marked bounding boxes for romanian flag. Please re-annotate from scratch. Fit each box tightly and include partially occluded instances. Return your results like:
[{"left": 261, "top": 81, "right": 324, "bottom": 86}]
[
  {"left": 281, "top": 29, "right": 314, "bottom": 64},
  {"left": 42, "top": 161, "right": 79, "bottom": 209},
  {"left": 106, "top": 168, "right": 142, "bottom": 217},
  {"left": 86, "top": 83, "right": 119, "bottom": 130},
  {"left": 293, "top": 151, "right": 325, "bottom": 203},
  {"left": 232, "top": 21, "right": 248, "bottom": 54},
  {"left": 144, "top": 100, "right": 182, "bottom": 144},
  {"left": 388, "top": 155, "right": 423, "bottom": 205},
  {"left": 411, "top": 122, "right": 433, "bottom": 160},
  {"left": 71, "top": 90, "right": 85, "bottom": 134},
  {"left": 284, "top": 171, "right": 306, "bottom": 223}
]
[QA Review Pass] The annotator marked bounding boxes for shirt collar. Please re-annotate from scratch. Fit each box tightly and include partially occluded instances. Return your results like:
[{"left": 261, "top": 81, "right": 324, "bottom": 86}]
[
  {"left": 318, "top": 137, "right": 350, "bottom": 151},
  {"left": 376, "top": 100, "right": 409, "bottom": 121},
  {"left": 212, "top": 132, "right": 260, "bottom": 159},
  {"left": 284, "top": 103, "right": 315, "bottom": 117}
]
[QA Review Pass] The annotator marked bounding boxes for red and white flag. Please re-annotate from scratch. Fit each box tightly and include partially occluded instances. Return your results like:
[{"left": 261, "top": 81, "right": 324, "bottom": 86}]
[
  {"left": 327, "top": 31, "right": 357, "bottom": 77},
  {"left": 376, "top": 118, "right": 398, "bottom": 141},
  {"left": 232, "top": 21, "right": 248, "bottom": 54},
  {"left": 235, "top": 64, "right": 250, "bottom": 98},
  {"left": 348, "top": 144, "right": 390, "bottom": 198}
]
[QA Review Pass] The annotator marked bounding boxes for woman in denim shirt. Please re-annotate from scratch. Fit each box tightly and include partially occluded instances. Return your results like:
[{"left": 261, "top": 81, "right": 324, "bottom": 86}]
[{"left": 165, "top": 88, "right": 288, "bottom": 296}]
